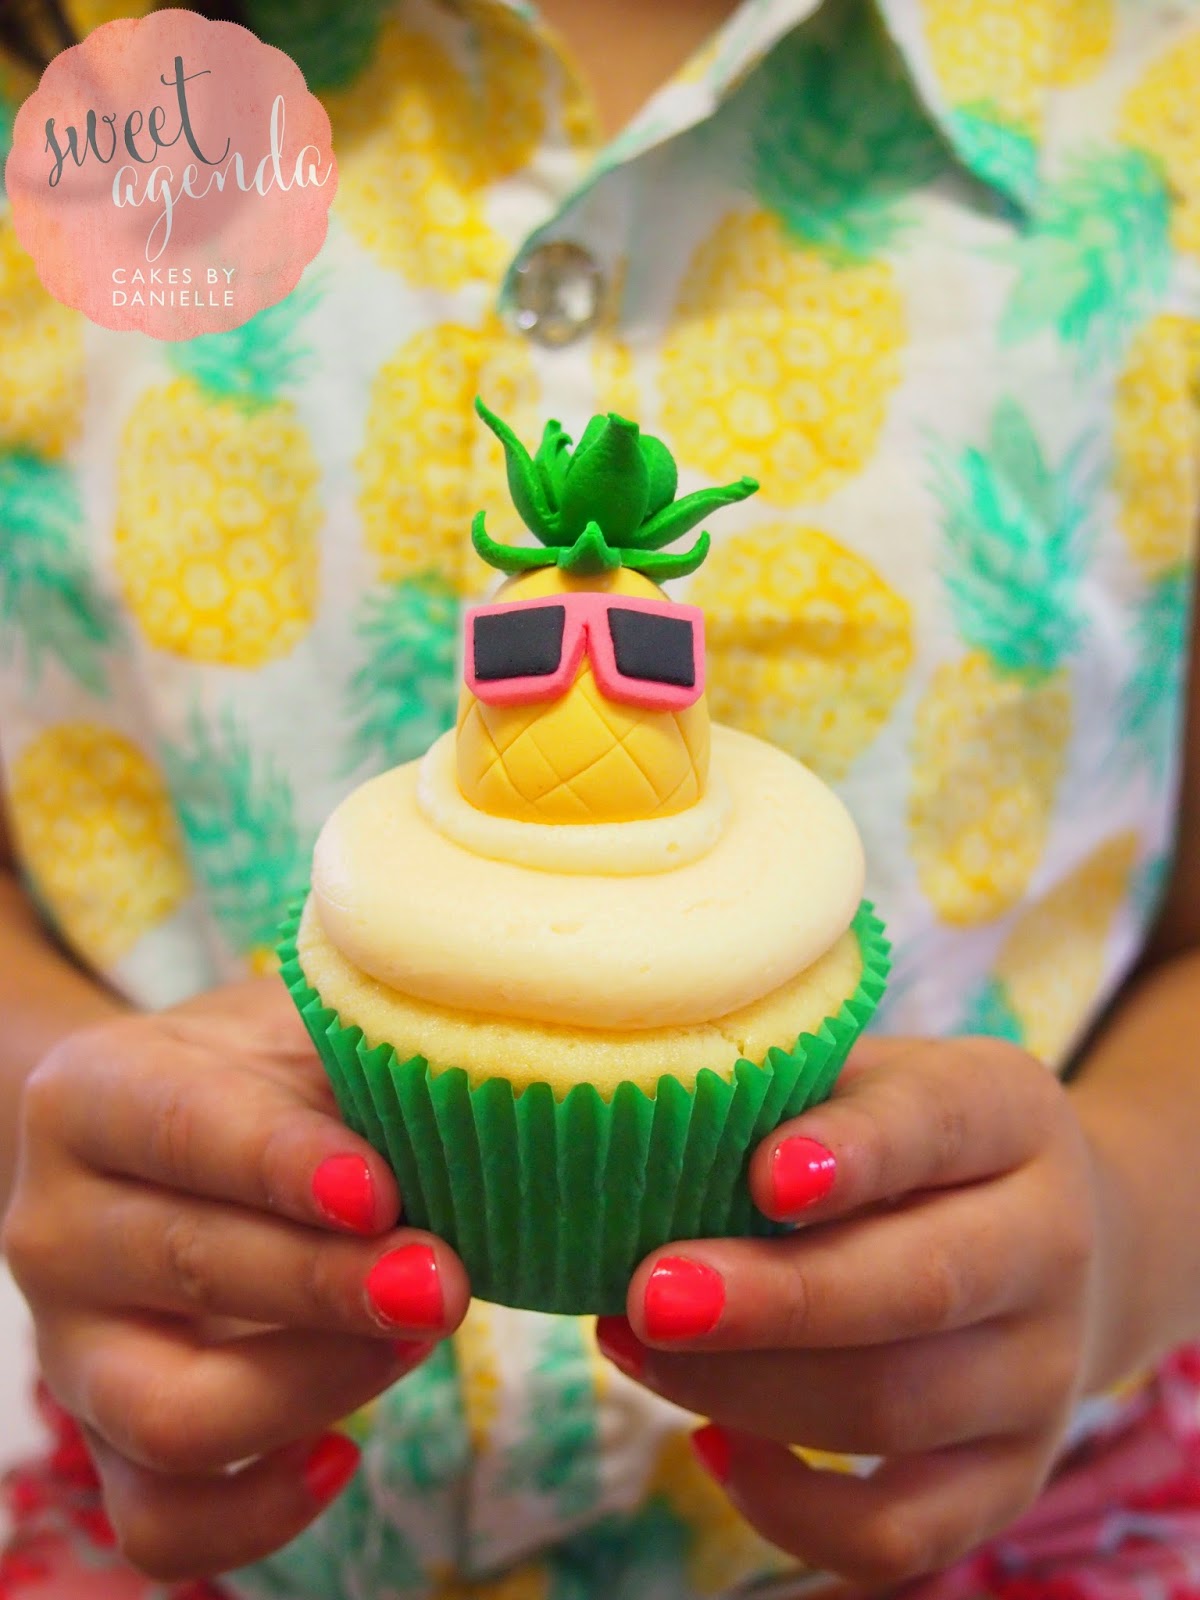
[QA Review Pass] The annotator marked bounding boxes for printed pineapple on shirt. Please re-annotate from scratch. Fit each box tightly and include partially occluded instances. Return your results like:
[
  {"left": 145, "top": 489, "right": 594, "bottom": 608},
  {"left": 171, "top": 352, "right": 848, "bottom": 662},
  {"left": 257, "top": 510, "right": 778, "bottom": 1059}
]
[
  {"left": 911, "top": 401, "right": 1095, "bottom": 926},
  {"left": 347, "top": 314, "right": 541, "bottom": 773},
  {"left": 113, "top": 287, "right": 322, "bottom": 668}
]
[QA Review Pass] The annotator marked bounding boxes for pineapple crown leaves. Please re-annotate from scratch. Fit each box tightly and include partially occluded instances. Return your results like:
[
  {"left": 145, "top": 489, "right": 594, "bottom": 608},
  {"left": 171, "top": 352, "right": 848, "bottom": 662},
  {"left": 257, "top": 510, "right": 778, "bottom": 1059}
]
[
  {"left": 472, "top": 396, "right": 757, "bottom": 581},
  {"left": 168, "top": 277, "right": 321, "bottom": 406},
  {"left": 0, "top": 453, "right": 119, "bottom": 694},
  {"left": 160, "top": 702, "right": 312, "bottom": 956},
  {"left": 1118, "top": 565, "right": 1192, "bottom": 778},
  {"left": 749, "top": 0, "right": 945, "bottom": 264},
  {"left": 343, "top": 575, "right": 459, "bottom": 774},
  {"left": 1001, "top": 146, "right": 1173, "bottom": 367},
  {"left": 928, "top": 400, "right": 1100, "bottom": 681}
]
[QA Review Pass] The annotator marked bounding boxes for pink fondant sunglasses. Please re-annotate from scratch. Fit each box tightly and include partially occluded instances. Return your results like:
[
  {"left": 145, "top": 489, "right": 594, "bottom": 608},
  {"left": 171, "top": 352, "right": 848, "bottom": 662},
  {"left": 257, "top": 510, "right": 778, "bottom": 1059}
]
[{"left": 464, "top": 592, "right": 706, "bottom": 710}]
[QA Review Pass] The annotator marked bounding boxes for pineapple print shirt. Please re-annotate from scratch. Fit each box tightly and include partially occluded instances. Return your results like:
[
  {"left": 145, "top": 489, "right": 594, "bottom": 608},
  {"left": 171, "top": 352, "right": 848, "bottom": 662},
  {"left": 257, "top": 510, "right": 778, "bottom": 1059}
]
[{"left": 3, "top": 0, "right": 1200, "bottom": 1595}]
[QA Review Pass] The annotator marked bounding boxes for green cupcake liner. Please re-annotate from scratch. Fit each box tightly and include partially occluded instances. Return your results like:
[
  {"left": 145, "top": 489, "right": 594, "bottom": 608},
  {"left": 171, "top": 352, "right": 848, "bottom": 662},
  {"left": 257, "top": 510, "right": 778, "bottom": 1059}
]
[{"left": 278, "top": 902, "right": 889, "bottom": 1315}]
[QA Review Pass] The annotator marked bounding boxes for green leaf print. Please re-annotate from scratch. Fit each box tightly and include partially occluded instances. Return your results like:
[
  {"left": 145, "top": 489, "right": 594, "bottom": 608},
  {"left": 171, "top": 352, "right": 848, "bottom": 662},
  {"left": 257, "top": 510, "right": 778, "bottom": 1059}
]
[
  {"left": 958, "top": 977, "right": 1025, "bottom": 1046},
  {"left": 169, "top": 280, "right": 319, "bottom": 406},
  {"left": 377, "top": 1341, "right": 471, "bottom": 1498},
  {"left": 160, "top": 704, "right": 311, "bottom": 960},
  {"left": 1119, "top": 566, "right": 1192, "bottom": 779},
  {"left": 344, "top": 576, "right": 460, "bottom": 775},
  {"left": 1002, "top": 147, "right": 1173, "bottom": 367},
  {"left": 549, "top": 1500, "right": 691, "bottom": 1600},
  {"left": 751, "top": 0, "right": 945, "bottom": 262},
  {"left": 1130, "top": 851, "right": 1171, "bottom": 927},
  {"left": 501, "top": 1319, "right": 600, "bottom": 1521},
  {"left": 948, "top": 105, "right": 1039, "bottom": 212},
  {"left": 0, "top": 453, "right": 119, "bottom": 695},
  {"left": 928, "top": 401, "right": 1097, "bottom": 681},
  {"left": 243, "top": 0, "right": 390, "bottom": 91}
]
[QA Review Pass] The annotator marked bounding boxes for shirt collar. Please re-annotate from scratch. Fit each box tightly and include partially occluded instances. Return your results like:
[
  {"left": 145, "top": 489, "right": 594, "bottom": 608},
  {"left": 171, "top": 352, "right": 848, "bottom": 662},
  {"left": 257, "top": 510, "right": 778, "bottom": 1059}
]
[{"left": 474, "top": 0, "right": 1042, "bottom": 210}]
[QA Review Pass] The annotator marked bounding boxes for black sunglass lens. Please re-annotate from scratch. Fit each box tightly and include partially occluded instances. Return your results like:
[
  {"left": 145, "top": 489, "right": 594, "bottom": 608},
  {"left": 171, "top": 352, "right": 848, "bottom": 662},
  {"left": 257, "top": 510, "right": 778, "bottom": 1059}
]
[
  {"left": 607, "top": 608, "right": 696, "bottom": 688},
  {"left": 473, "top": 605, "right": 566, "bottom": 681}
]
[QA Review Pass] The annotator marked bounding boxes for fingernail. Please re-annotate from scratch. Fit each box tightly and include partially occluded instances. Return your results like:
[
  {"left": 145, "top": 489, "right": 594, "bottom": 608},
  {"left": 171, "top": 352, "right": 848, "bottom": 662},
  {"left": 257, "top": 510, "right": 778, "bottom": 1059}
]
[
  {"left": 366, "top": 1244, "right": 443, "bottom": 1329},
  {"left": 690, "top": 1423, "right": 732, "bottom": 1484},
  {"left": 771, "top": 1136, "right": 837, "bottom": 1215},
  {"left": 313, "top": 1155, "right": 377, "bottom": 1234},
  {"left": 643, "top": 1257, "right": 724, "bottom": 1341},
  {"left": 391, "top": 1338, "right": 436, "bottom": 1368},
  {"left": 595, "top": 1315, "right": 646, "bottom": 1381},
  {"left": 303, "top": 1434, "right": 360, "bottom": 1506}
]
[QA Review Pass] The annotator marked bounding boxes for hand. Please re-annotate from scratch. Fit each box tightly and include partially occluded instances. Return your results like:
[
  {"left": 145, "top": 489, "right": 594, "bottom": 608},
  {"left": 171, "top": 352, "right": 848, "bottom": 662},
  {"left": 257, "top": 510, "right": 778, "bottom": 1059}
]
[
  {"left": 596, "top": 1036, "right": 1120, "bottom": 1589},
  {"left": 3, "top": 979, "right": 470, "bottom": 1582}
]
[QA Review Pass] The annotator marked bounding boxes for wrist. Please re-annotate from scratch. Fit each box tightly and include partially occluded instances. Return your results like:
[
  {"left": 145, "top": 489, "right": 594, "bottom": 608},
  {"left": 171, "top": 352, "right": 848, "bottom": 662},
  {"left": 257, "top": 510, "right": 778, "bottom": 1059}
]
[{"left": 1069, "top": 1077, "right": 1166, "bottom": 1392}]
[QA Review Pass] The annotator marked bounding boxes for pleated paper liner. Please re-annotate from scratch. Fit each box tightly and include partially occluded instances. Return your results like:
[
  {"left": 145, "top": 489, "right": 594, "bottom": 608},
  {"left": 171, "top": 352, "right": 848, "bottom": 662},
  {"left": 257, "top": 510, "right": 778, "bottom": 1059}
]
[{"left": 278, "top": 902, "right": 889, "bottom": 1316}]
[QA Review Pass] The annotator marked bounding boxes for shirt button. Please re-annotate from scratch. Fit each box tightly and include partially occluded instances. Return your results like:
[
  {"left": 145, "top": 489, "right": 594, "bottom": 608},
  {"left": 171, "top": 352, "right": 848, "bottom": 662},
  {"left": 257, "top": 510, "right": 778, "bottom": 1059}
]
[{"left": 510, "top": 240, "right": 605, "bottom": 347}]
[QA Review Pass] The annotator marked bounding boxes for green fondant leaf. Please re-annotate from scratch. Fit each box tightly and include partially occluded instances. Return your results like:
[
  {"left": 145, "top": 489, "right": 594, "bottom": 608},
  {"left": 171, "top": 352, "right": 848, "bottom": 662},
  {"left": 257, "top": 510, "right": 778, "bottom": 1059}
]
[
  {"left": 639, "top": 433, "right": 678, "bottom": 519},
  {"left": 471, "top": 510, "right": 557, "bottom": 574},
  {"left": 534, "top": 417, "right": 573, "bottom": 510},
  {"left": 620, "top": 532, "right": 711, "bottom": 580},
  {"left": 559, "top": 413, "right": 649, "bottom": 545},
  {"left": 474, "top": 395, "right": 559, "bottom": 541},
  {"left": 558, "top": 520, "right": 621, "bottom": 577},
  {"left": 633, "top": 476, "right": 758, "bottom": 550}
]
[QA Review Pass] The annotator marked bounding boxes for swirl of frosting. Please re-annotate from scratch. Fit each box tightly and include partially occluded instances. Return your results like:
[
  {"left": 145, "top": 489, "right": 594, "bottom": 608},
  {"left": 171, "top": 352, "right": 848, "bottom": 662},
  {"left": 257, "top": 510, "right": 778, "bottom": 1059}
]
[{"left": 310, "top": 725, "right": 865, "bottom": 1030}]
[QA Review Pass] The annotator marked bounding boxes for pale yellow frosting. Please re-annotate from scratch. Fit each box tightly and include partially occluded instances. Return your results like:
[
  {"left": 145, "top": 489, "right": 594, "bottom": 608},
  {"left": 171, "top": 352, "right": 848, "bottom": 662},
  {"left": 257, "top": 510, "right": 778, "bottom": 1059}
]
[
  {"left": 310, "top": 724, "right": 865, "bottom": 1031},
  {"left": 297, "top": 894, "right": 863, "bottom": 1098},
  {"left": 417, "top": 730, "right": 732, "bottom": 874}
]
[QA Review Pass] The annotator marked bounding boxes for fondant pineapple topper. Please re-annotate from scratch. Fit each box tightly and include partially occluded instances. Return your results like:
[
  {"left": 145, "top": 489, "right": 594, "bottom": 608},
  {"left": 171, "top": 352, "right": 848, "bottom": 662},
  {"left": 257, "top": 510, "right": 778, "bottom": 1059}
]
[
  {"left": 471, "top": 396, "right": 758, "bottom": 580},
  {"left": 456, "top": 399, "right": 759, "bottom": 825}
]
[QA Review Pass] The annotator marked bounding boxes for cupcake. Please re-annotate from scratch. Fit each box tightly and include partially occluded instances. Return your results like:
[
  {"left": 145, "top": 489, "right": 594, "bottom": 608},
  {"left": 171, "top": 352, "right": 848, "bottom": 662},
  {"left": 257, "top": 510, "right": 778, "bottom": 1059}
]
[{"left": 280, "top": 399, "right": 888, "bottom": 1315}]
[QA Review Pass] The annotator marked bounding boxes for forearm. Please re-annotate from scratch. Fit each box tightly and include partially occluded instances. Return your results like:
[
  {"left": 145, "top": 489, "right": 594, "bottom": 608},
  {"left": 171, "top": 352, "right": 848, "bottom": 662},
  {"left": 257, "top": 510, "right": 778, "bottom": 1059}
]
[
  {"left": 1070, "top": 943, "right": 1200, "bottom": 1391},
  {"left": 0, "top": 870, "right": 126, "bottom": 1215}
]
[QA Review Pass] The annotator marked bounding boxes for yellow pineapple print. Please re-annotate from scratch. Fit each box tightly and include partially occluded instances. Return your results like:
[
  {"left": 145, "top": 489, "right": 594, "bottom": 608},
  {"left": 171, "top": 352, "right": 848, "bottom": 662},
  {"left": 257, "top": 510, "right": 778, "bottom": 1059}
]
[
  {"left": 457, "top": 565, "right": 711, "bottom": 822},
  {"left": 592, "top": 259, "right": 640, "bottom": 424},
  {"left": 358, "top": 317, "right": 539, "bottom": 595},
  {"left": 659, "top": 209, "right": 905, "bottom": 504},
  {"left": 910, "top": 401, "right": 1087, "bottom": 926},
  {"left": 113, "top": 293, "right": 321, "bottom": 668},
  {"left": 994, "top": 832, "right": 1139, "bottom": 1065},
  {"left": 922, "top": 0, "right": 1114, "bottom": 124},
  {"left": 453, "top": 1302, "right": 503, "bottom": 1455},
  {"left": 911, "top": 657, "right": 1071, "bottom": 926},
  {"left": 10, "top": 724, "right": 190, "bottom": 966},
  {"left": 322, "top": 11, "right": 544, "bottom": 289},
  {"left": 1114, "top": 314, "right": 1200, "bottom": 580},
  {"left": 0, "top": 219, "right": 85, "bottom": 458},
  {"left": 429, "top": 1564, "right": 550, "bottom": 1600},
  {"left": 689, "top": 525, "right": 913, "bottom": 782},
  {"left": 1121, "top": 29, "right": 1200, "bottom": 261}
]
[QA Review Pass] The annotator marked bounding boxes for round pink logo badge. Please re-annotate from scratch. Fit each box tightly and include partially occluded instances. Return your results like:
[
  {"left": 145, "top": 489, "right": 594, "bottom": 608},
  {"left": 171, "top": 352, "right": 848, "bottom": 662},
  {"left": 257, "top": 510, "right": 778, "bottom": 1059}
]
[{"left": 4, "top": 8, "right": 337, "bottom": 339}]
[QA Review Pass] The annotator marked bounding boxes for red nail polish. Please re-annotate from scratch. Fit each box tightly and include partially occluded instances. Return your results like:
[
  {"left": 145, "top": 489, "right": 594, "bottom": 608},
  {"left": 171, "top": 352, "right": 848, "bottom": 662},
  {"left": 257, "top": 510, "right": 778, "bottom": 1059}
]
[
  {"left": 366, "top": 1244, "right": 444, "bottom": 1329},
  {"left": 595, "top": 1315, "right": 646, "bottom": 1381},
  {"left": 312, "top": 1155, "right": 376, "bottom": 1234},
  {"left": 690, "top": 1423, "right": 731, "bottom": 1484},
  {"left": 643, "top": 1257, "right": 724, "bottom": 1341},
  {"left": 770, "top": 1136, "right": 836, "bottom": 1215},
  {"left": 303, "top": 1434, "right": 360, "bottom": 1506}
]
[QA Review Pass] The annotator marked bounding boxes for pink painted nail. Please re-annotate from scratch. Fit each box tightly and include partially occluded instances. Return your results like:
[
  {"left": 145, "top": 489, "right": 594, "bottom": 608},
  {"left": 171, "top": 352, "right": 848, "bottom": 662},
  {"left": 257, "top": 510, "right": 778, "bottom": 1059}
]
[
  {"left": 690, "top": 1423, "right": 732, "bottom": 1484},
  {"left": 643, "top": 1257, "right": 725, "bottom": 1341},
  {"left": 312, "top": 1155, "right": 376, "bottom": 1234},
  {"left": 303, "top": 1434, "right": 360, "bottom": 1506},
  {"left": 366, "top": 1244, "right": 444, "bottom": 1329},
  {"left": 770, "top": 1136, "right": 837, "bottom": 1215},
  {"left": 595, "top": 1315, "right": 646, "bottom": 1381}
]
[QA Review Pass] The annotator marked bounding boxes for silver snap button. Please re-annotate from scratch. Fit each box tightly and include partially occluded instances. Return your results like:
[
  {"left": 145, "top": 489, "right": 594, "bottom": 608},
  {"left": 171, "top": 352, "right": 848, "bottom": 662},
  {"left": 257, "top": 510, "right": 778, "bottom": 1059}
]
[{"left": 510, "top": 240, "right": 605, "bottom": 347}]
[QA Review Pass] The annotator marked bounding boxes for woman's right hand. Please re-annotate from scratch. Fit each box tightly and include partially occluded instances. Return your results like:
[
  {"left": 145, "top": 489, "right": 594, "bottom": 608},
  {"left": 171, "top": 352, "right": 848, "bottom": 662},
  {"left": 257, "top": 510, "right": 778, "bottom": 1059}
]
[{"left": 2, "top": 977, "right": 470, "bottom": 1582}]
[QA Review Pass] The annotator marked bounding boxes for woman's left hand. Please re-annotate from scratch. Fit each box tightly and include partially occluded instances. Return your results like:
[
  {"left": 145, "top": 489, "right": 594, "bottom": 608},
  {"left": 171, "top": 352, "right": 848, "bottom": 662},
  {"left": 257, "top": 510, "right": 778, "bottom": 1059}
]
[{"left": 596, "top": 1035, "right": 1126, "bottom": 1589}]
